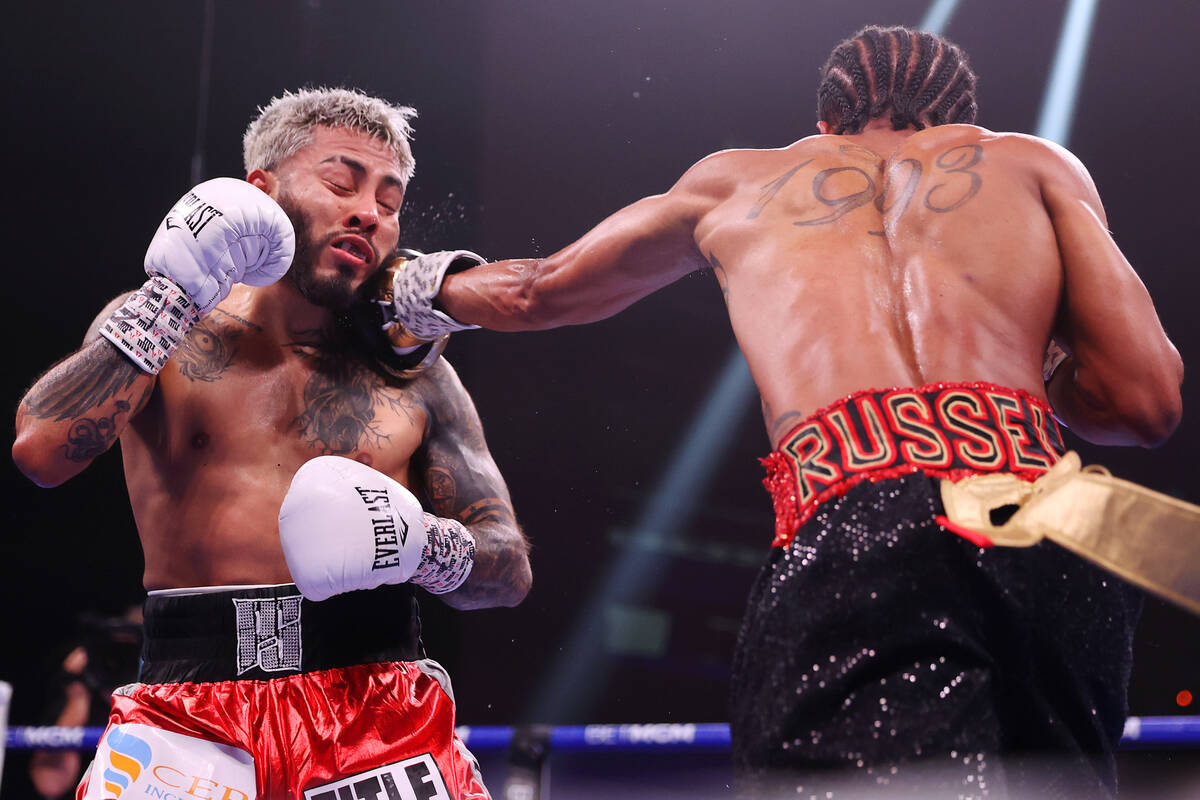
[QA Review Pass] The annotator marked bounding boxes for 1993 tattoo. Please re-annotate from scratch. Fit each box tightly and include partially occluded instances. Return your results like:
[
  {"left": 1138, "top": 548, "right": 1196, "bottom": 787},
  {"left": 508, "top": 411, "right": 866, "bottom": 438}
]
[{"left": 748, "top": 144, "right": 985, "bottom": 234}]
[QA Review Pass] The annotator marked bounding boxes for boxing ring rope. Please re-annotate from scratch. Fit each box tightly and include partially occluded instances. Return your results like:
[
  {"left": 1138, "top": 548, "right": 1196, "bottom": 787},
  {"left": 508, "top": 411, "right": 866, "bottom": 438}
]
[{"left": 8, "top": 718, "right": 1200, "bottom": 753}]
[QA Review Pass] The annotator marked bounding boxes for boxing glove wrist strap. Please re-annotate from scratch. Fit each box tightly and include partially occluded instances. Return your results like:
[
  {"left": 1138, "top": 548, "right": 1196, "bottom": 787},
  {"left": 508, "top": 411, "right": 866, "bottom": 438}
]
[
  {"left": 99, "top": 276, "right": 200, "bottom": 374},
  {"left": 390, "top": 250, "right": 485, "bottom": 339},
  {"left": 413, "top": 514, "right": 476, "bottom": 594}
]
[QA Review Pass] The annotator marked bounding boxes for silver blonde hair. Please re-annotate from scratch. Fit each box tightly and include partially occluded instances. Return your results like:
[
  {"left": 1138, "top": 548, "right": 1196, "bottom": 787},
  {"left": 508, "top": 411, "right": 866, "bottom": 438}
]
[{"left": 243, "top": 87, "right": 417, "bottom": 182}]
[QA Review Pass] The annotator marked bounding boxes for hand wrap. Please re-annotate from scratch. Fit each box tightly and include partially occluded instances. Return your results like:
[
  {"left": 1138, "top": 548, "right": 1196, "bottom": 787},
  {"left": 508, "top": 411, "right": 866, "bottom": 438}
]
[
  {"left": 388, "top": 250, "right": 485, "bottom": 339},
  {"left": 99, "top": 277, "right": 200, "bottom": 374},
  {"left": 338, "top": 250, "right": 449, "bottom": 379}
]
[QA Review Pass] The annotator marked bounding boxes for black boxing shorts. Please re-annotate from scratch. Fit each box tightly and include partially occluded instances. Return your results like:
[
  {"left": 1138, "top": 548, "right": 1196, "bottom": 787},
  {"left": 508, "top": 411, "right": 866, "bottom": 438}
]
[
  {"left": 77, "top": 583, "right": 490, "bottom": 800},
  {"left": 733, "top": 383, "right": 1142, "bottom": 799}
]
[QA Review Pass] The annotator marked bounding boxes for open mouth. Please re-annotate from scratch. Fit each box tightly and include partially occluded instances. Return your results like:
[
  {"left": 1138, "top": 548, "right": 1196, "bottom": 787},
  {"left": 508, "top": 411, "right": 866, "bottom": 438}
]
[{"left": 332, "top": 239, "right": 372, "bottom": 264}]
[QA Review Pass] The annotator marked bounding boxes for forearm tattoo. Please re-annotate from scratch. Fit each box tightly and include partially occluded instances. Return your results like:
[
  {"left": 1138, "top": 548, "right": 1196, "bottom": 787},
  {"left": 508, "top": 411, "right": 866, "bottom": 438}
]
[
  {"left": 62, "top": 400, "right": 130, "bottom": 462},
  {"left": 25, "top": 341, "right": 142, "bottom": 422},
  {"left": 415, "top": 363, "right": 526, "bottom": 606}
]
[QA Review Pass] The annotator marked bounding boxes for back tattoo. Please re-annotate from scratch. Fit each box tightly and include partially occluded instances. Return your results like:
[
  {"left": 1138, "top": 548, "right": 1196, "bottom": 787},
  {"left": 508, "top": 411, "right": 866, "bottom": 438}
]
[{"left": 748, "top": 142, "right": 985, "bottom": 236}]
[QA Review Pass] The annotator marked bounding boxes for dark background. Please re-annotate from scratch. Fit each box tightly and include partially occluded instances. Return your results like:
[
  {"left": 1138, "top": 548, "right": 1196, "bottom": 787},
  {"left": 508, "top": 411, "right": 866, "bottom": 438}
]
[{"left": 3, "top": 0, "right": 1198, "bottom": 795}]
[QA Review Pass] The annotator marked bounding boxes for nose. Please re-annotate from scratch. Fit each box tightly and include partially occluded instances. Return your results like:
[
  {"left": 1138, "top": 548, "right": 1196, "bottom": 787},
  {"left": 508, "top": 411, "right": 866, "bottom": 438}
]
[{"left": 343, "top": 206, "right": 379, "bottom": 232}]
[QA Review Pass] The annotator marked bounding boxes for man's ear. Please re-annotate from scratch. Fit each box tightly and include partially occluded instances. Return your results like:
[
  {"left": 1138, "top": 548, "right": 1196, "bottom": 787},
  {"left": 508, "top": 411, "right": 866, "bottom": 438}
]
[
  {"left": 247, "top": 168, "right": 277, "bottom": 196},
  {"left": 816, "top": 121, "right": 832, "bottom": 135}
]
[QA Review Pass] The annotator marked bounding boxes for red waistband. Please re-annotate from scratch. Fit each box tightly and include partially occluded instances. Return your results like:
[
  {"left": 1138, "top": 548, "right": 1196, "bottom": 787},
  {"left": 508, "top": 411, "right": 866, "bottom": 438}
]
[{"left": 761, "top": 382, "right": 1064, "bottom": 548}]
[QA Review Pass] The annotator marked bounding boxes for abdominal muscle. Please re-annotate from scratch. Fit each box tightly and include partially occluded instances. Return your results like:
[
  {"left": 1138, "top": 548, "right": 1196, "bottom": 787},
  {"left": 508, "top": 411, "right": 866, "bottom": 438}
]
[
  {"left": 124, "top": 455, "right": 302, "bottom": 590},
  {"left": 119, "top": 403, "right": 421, "bottom": 590}
]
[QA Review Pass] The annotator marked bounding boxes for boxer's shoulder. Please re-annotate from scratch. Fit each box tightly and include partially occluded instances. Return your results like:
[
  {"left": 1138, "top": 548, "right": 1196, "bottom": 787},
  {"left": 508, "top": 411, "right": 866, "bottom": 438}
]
[
  {"left": 919, "top": 127, "right": 1088, "bottom": 183},
  {"left": 402, "top": 357, "right": 478, "bottom": 435},
  {"left": 167, "top": 306, "right": 266, "bottom": 383},
  {"left": 673, "top": 146, "right": 771, "bottom": 197}
]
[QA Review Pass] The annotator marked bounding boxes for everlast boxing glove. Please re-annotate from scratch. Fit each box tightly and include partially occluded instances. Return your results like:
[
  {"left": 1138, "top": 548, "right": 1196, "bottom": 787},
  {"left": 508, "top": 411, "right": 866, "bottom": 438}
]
[
  {"left": 278, "top": 456, "right": 476, "bottom": 602},
  {"left": 100, "top": 178, "right": 295, "bottom": 373}
]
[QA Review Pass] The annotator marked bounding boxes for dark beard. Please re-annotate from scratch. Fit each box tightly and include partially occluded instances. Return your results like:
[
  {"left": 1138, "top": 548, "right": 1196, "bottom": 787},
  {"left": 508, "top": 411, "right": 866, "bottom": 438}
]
[{"left": 277, "top": 192, "right": 367, "bottom": 310}]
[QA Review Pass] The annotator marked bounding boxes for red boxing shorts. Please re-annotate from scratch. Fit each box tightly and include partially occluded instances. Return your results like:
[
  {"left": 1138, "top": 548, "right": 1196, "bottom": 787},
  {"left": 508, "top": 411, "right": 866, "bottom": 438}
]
[
  {"left": 760, "top": 382, "right": 1064, "bottom": 548},
  {"left": 77, "top": 583, "right": 490, "bottom": 800}
]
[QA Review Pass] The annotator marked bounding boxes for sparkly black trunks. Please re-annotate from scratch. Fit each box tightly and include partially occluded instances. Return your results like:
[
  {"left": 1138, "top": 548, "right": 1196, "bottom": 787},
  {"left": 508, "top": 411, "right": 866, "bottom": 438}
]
[{"left": 733, "top": 383, "right": 1142, "bottom": 798}]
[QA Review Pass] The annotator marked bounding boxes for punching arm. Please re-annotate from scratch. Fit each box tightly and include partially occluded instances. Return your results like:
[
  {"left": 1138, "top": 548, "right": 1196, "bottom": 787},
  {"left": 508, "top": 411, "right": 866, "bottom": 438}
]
[{"left": 391, "top": 152, "right": 734, "bottom": 335}]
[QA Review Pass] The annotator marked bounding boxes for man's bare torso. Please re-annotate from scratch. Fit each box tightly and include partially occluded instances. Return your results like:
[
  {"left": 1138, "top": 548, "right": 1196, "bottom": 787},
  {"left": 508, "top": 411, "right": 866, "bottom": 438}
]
[
  {"left": 120, "top": 286, "right": 430, "bottom": 589},
  {"left": 692, "top": 125, "right": 1063, "bottom": 446}
]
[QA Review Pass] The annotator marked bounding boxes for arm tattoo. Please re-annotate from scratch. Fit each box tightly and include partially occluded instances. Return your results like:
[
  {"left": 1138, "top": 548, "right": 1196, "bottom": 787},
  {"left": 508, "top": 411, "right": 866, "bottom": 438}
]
[
  {"left": 62, "top": 400, "right": 131, "bottom": 461},
  {"left": 425, "top": 465, "right": 457, "bottom": 515},
  {"left": 418, "top": 375, "right": 506, "bottom": 519},
  {"left": 459, "top": 498, "right": 517, "bottom": 527},
  {"left": 414, "top": 362, "right": 526, "bottom": 608},
  {"left": 287, "top": 326, "right": 422, "bottom": 454},
  {"left": 24, "top": 341, "right": 141, "bottom": 422}
]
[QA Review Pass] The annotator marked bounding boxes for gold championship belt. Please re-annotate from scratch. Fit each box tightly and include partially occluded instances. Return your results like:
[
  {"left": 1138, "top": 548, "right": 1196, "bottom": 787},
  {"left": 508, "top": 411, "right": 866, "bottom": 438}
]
[
  {"left": 940, "top": 452, "right": 1200, "bottom": 614},
  {"left": 339, "top": 248, "right": 449, "bottom": 379}
]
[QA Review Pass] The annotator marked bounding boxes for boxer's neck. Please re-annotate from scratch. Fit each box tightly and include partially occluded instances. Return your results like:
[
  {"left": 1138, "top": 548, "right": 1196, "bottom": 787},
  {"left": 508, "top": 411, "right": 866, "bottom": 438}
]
[{"left": 232, "top": 281, "right": 337, "bottom": 343}]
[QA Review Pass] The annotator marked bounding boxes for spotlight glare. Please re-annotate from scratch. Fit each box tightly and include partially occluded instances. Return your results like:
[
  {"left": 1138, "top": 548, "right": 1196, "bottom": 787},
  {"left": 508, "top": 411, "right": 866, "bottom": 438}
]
[{"left": 1036, "top": 0, "right": 1102, "bottom": 145}]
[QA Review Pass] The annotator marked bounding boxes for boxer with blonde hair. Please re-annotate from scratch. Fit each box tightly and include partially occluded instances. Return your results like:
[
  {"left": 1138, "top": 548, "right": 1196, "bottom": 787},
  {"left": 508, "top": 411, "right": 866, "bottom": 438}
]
[{"left": 14, "top": 87, "right": 529, "bottom": 799}]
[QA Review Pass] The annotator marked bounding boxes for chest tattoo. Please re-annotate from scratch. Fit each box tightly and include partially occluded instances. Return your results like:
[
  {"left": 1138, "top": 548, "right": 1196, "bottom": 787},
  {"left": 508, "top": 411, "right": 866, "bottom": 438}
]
[
  {"left": 175, "top": 310, "right": 261, "bottom": 382},
  {"left": 287, "top": 328, "right": 421, "bottom": 455}
]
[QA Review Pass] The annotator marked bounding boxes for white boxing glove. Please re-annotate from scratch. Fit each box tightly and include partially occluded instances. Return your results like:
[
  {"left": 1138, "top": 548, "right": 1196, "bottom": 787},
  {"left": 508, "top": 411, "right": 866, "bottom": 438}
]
[
  {"left": 100, "top": 178, "right": 296, "bottom": 374},
  {"left": 278, "top": 456, "right": 476, "bottom": 602},
  {"left": 145, "top": 177, "right": 296, "bottom": 314},
  {"left": 388, "top": 249, "right": 485, "bottom": 339}
]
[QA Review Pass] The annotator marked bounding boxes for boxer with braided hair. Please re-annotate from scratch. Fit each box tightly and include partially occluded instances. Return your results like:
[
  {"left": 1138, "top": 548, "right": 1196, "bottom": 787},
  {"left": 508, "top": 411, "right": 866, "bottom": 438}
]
[
  {"left": 390, "top": 24, "right": 1182, "bottom": 798},
  {"left": 818, "top": 25, "right": 978, "bottom": 134}
]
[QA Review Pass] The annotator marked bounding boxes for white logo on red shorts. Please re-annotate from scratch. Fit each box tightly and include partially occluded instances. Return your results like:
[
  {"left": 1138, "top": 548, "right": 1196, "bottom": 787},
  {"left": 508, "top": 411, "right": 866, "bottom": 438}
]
[{"left": 303, "top": 753, "right": 450, "bottom": 800}]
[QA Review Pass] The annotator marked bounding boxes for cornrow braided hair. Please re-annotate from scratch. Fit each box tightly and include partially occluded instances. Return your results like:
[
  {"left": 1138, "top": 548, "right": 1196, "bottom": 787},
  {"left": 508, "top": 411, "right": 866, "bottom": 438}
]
[{"left": 816, "top": 26, "right": 978, "bottom": 134}]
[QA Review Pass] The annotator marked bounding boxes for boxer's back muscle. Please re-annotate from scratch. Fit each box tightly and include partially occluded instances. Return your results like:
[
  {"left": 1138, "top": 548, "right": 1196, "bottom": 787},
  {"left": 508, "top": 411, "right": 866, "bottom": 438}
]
[
  {"left": 694, "top": 125, "right": 1063, "bottom": 445},
  {"left": 121, "top": 305, "right": 428, "bottom": 589}
]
